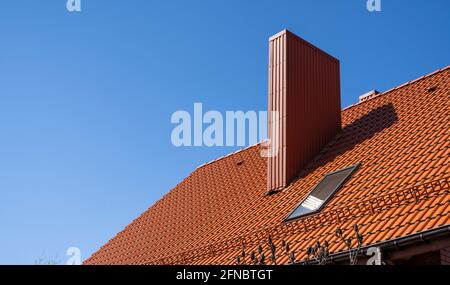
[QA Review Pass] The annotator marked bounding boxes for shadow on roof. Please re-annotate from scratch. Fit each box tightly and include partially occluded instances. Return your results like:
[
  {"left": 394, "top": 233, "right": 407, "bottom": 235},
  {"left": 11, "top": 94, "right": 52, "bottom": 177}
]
[{"left": 294, "top": 103, "right": 398, "bottom": 181}]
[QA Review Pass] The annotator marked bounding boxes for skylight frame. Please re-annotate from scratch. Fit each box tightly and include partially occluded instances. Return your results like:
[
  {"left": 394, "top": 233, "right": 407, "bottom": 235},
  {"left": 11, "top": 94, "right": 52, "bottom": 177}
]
[{"left": 284, "top": 163, "right": 361, "bottom": 222}]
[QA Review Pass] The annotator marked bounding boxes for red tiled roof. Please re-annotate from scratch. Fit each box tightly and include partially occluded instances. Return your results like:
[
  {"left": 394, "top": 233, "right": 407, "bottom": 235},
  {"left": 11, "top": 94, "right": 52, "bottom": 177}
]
[{"left": 84, "top": 65, "right": 450, "bottom": 265}]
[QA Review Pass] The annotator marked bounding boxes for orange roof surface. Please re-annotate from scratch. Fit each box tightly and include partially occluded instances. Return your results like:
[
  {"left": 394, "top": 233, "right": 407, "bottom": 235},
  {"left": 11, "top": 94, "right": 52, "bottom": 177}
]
[{"left": 85, "top": 66, "right": 450, "bottom": 265}]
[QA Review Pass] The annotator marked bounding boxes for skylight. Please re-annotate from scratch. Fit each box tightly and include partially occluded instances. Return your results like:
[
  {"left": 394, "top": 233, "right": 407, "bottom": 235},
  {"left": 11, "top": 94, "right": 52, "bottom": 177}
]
[{"left": 285, "top": 164, "right": 360, "bottom": 221}]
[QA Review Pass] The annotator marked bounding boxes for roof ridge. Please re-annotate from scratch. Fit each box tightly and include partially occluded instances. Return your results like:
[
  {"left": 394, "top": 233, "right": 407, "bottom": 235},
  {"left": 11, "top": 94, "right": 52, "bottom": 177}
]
[
  {"left": 195, "top": 141, "right": 265, "bottom": 170},
  {"left": 194, "top": 65, "right": 450, "bottom": 172},
  {"left": 342, "top": 64, "right": 450, "bottom": 111}
]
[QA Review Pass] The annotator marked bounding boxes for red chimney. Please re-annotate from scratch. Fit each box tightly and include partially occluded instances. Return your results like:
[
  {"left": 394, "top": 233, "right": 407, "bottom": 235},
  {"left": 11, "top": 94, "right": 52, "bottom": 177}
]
[{"left": 267, "top": 30, "right": 341, "bottom": 193}]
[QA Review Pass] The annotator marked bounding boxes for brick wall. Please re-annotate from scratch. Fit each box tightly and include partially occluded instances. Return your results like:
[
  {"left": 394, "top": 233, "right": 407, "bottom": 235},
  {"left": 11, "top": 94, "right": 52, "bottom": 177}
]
[{"left": 441, "top": 247, "right": 450, "bottom": 265}]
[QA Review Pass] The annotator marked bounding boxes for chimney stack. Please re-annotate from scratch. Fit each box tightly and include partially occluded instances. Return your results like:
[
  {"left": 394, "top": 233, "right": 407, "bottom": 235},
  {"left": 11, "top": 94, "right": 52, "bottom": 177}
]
[{"left": 267, "top": 30, "right": 341, "bottom": 193}]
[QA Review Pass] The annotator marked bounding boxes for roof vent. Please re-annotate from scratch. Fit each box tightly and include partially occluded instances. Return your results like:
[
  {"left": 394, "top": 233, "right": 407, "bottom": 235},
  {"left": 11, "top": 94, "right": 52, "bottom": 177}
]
[
  {"left": 359, "top": 90, "right": 380, "bottom": 103},
  {"left": 427, "top": 86, "right": 437, "bottom": 92}
]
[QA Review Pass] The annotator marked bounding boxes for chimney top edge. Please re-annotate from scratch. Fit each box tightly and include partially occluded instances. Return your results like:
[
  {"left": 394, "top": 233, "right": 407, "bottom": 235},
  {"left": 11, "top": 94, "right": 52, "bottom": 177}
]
[
  {"left": 269, "top": 29, "right": 290, "bottom": 41},
  {"left": 268, "top": 30, "right": 339, "bottom": 64}
]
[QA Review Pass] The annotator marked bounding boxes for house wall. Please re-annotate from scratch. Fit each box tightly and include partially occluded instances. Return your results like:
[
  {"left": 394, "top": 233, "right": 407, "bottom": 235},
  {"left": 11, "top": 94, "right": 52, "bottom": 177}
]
[{"left": 441, "top": 247, "right": 450, "bottom": 265}]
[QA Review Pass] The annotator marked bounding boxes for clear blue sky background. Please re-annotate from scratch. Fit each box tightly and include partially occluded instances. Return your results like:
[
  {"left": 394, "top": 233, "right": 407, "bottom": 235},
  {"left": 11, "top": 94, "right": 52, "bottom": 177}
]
[{"left": 0, "top": 0, "right": 449, "bottom": 264}]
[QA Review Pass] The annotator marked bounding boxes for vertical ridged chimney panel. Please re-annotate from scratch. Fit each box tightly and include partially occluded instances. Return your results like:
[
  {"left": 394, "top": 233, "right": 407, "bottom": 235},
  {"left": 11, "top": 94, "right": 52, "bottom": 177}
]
[
  {"left": 268, "top": 30, "right": 341, "bottom": 192},
  {"left": 268, "top": 32, "right": 287, "bottom": 191}
]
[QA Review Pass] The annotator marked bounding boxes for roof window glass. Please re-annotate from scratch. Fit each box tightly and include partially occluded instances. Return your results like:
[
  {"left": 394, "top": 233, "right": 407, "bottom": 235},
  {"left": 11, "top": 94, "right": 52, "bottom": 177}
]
[{"left": 285, "top": 164, "right": 360, "bottom": 221}]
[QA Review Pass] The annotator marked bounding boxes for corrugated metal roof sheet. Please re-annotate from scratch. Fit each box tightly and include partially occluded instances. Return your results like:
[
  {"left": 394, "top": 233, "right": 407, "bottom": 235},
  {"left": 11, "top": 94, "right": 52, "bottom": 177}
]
[{"left": 267, "top": 30, "right": 341, "bottom": 192}]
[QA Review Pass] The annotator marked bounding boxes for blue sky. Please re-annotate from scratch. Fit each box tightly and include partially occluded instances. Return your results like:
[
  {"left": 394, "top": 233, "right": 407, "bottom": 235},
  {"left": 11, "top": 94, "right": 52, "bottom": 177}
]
[{"left": 0, "top": 0, "right": 449, "bottom": 264}]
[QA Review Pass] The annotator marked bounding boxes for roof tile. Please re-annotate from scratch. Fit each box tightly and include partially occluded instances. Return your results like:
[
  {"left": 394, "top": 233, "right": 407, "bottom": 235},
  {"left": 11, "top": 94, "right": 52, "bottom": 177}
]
[{"left": 85, "top": 66, "right": 450, "bottom": 265}]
